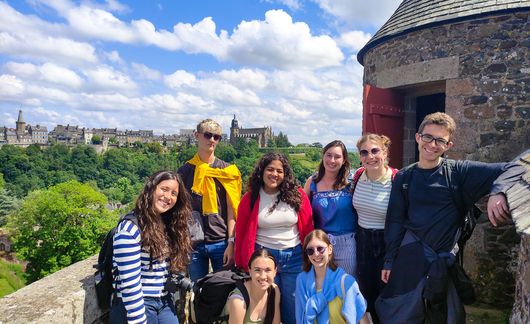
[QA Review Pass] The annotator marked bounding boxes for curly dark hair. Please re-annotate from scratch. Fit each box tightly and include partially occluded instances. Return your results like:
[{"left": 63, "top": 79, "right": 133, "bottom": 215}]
[
  {"left": 134, "top": 170, "right": 192, "bottom": 273},
  {"left": 313, "top": 140, "right": 351, "bottom": 190},
  {"left": 247, "top": 152, "right": 301, "bottom": 212}
]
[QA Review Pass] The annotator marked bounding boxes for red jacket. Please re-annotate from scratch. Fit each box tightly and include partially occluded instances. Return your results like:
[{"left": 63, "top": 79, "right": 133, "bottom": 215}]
[{"left": 234, "top": 187, "right": 314, "bottom": 272}]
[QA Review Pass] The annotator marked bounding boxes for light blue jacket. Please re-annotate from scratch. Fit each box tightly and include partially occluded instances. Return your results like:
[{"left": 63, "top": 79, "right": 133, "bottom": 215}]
[{"left": 295, "top": 266, "right": 367, "bottom": 324}]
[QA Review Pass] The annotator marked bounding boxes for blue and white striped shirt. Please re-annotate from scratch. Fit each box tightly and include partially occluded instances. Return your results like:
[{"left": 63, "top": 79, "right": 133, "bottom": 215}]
[{"left": 113, "top": 220, "right": 170, "bottom": 323}]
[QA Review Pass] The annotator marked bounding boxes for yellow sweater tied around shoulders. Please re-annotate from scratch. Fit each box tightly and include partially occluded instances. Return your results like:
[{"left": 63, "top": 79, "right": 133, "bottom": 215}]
[{"left": 187, "top": 154, "right": 242, "bottom": 219}]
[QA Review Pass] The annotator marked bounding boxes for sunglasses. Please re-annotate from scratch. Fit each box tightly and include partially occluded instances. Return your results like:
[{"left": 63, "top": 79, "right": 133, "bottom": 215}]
[
  {"left": 359, "top": 148, "right": 381, "bottom": 157},
  {"left": 305, "top": 246, "right": 327, "bottom": 256},
  {"left": 419, "top": 134, "right": 449, "bottom": 147},
  {"left": 201, "top": 132, "right": 222, "bottom": 141}
]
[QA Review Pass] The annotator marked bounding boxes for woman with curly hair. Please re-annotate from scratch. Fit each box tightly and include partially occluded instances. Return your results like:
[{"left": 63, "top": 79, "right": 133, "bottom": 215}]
[
  {"left": 235, "top": 153, "right": 314, "bottom": 324},
  {"left": 303, "top": 140, "right": 357, "bottom": 275},
  {"left": 110, "top": 170, "right": 192, "bottom": 324}
]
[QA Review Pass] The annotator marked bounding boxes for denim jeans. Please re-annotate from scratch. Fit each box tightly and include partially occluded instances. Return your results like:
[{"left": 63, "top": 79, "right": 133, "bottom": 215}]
[
  {"left": 188, "top": 240, "right": 227, "bottom": 282},
  {"left": 255, "top": 243, "right": 302, "bottom": 324},
  {"left": 110, "top": 294, "right": 178, "bottom": 324}
]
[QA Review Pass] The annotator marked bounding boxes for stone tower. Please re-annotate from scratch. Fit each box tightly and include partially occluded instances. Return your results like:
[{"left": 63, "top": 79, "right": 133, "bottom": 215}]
[
  {"left": 16, "top": 110, "right": 25, "bottom": 134},
  {"left": 230, "top": 114, "right": 239, "bottom": 145}
]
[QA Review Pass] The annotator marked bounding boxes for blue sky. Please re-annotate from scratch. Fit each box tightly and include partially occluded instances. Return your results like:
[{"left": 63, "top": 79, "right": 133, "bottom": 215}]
[{"left": 0, "top": 0, "right": 400, "bottom": 147}]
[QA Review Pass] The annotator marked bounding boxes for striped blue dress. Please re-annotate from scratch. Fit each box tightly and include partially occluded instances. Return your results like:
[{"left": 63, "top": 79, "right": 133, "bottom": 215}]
[{"left": 113, "top": 220, "right": 170, "bottom": 323}]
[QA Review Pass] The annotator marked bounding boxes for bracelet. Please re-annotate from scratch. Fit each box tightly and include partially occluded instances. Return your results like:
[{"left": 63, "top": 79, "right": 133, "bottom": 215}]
[{"left": 227, "top": 237, "right": 235, "bottom": 243}]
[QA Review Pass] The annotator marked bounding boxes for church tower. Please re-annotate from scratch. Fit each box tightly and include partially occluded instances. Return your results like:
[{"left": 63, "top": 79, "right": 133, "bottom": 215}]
[
  {"left": 230, "top": 114, "right": 239, "bottom": 145},
  {"left": 16, "top": 110, "right": 25, "bottom": 134}
]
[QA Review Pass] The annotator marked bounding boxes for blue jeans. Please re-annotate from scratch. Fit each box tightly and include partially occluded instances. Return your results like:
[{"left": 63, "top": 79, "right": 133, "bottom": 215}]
[
  {"left": 110, "top": 295, "right": 178, "bottom": 324},
  {"left": 188, "top": 240, "right": 227, "bottom": 282},
  {"left": 256, "top": 243, "right": 302, "bottom": 324}
]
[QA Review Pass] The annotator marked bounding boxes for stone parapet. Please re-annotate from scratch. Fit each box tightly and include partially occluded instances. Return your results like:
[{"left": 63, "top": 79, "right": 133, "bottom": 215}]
[
  {"left": 0, "top": 255, "right": 104, "bottom": 324},
  {"left": 510, "top": 234, "right": 530, "bottom": 324}
]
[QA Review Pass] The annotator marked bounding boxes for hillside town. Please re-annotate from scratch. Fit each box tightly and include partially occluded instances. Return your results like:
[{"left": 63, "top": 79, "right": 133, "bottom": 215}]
[{"left": 0, "top": 111, "right": 274, "bottom": 149}]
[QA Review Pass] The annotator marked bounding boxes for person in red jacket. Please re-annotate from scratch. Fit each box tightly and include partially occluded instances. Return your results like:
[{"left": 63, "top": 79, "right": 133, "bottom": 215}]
[{"left": 235, "top": 152, "right": 313, "bottom": 324}]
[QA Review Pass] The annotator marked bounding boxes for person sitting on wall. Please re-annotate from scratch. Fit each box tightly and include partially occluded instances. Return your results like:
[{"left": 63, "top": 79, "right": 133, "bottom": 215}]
[{"left": 376, "top": 112, "right": 526, "bottom": 323}]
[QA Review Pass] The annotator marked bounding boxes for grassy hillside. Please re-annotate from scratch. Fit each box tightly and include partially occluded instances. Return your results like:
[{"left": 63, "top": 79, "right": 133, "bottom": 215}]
[{"left": 0, "top": 258, "right": 25, "bottom": 298}]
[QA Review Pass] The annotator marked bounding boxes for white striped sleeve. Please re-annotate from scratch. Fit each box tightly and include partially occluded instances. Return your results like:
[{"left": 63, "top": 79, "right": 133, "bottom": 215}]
[{"left": 113, "top": 220, "right": 146, "bottom": 324}]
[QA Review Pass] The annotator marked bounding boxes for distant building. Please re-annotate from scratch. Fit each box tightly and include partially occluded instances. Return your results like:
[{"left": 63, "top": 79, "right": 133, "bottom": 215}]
[
  {"left": 230, "top": 115, "right": 273, "bottom": 148},
  {"left": 0, "top": 110, "right": 48, "bottom": 147}
]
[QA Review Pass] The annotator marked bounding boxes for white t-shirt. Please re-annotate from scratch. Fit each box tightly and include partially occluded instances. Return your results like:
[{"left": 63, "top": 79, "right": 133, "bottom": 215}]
[{"left": 255, "top": 188, "right": 300, "bottom": 250}]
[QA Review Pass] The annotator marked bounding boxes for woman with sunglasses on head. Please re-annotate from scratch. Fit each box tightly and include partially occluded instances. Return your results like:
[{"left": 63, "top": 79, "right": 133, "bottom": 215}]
[
  {"left": 110, "top": 171, "right": 192, "bottom": 324},
  {"left": 225, "top": 249, "right": 281, "bottom": 324},
  {"left": 303, "top": 140, "right": 357, "bottom": 275},
  {"left": 295, "top": 229, "right": 367, "bottom": 324},
  {"left": 351, "top": 134, "right": 397, "bottom": 324},
  {"left": 178, "top": 119, "right": 242, "bottom": 282},
  {"left": 234, "top": 152, "right": 314, "bottom": 324}
]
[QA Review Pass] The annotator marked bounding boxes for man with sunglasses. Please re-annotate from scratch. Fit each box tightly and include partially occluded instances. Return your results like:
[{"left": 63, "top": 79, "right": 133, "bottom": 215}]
[
  {"left": 376, "top": 112, "right": 525, "bottom": 323},
  {"left": 178, "top": 119, "right": 242, "bottom": 282}
]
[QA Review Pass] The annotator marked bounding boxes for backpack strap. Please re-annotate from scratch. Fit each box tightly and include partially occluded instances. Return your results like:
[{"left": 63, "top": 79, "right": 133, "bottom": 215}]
[
  {"left": 263, "top": 285, "right": 276, "bottom": 324},
  {"left": 351, "top": 167, "right": 365, "bottom": 193},
  {"left": 120, "top": 212, "right": 139, "bottom": 228},
  {"left": 235, "top": 279, "right": 250, "bottom": 310},
  {"left": 400, "top": 162, "right": 418, "bottom": 212}
]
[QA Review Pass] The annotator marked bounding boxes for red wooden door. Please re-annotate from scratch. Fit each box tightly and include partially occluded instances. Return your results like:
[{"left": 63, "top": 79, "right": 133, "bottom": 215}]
[{"left": 362, "top": 85, "right": 405, "bottom": 168}]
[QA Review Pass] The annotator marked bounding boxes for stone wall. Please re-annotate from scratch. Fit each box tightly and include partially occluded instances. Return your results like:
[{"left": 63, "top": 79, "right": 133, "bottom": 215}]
[
  {"left": 363, "top": 11, "right": 530, "bottom": 163},
  {"left": 511, "top": 234, "right": 530, "bottom": 323},
  {"left": 0, "top": 255, "right": 104, "bottom": 324}
]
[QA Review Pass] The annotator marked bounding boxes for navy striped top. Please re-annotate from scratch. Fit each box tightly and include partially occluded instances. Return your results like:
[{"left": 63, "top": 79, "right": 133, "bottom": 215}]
[{"left": 113, "top": 220, "right": 170, "bottom": 323}]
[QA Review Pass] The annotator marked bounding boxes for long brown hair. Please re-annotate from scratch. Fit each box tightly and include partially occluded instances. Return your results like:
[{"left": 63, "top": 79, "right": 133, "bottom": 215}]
[
  {"left": 302, "top": 229, "right": 337, "bottom": 272},
  {"left": 247, "top": 152, "right": 301, "bottom": 212},
  {"left": 313, "top": 140, "right": 350, "bottom": 190},
  {"left": 135, "top": 170, "right": 192, "bottom": 273}
]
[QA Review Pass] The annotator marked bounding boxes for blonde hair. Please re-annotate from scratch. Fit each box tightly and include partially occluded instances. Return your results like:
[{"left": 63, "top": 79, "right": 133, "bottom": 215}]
[
  {"left": 418, "top": 112, "right": 456, "bottom": 138},
  {"left": 196, "top": 119, "right": 222, "bottom": 134},
  {"left": 356, "top": 133, "right": 391, "bottom": 153}
]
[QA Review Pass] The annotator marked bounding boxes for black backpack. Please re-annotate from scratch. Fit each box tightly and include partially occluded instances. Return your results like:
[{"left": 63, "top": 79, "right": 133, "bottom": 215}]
[
  {"left": 191, "top": 269, "right": 250, "bottom": 324},
  {"left": 94, "top": 212, "right": 139, "bottom": 310},
  {"left": 191, "top": 269, "right": 277, "bottom": 324},
  {"left": 400, "top": 159, "right": 481, "bottom": 262}
]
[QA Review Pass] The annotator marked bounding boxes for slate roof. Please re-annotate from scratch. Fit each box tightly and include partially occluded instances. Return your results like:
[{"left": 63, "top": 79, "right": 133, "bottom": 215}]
[{"left": 358, "top": 0, "right": 530, "bottom": 65}]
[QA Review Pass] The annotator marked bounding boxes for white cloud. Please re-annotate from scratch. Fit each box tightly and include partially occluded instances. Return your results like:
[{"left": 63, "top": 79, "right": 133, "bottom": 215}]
[
  {"left": 336, "top": 30, "right": 372, "bottom": 53},
  {"left": 132, "top": 63, "right": 162, "bottom": 81},
  {"left": 165, "top": 70, "right": 197, "bottom": 88},
  {"left": 312, "top": 0, "right": 400, "bottom": 28},
  {"left": 84, "top": 66, "right": 137, "bottom": 92},
  {"left": 227, "top": 10, "right": 343, "bottom": 69},
  {"left": 39, "top": 63, "right": 83, "bottom": 88},
  {"left": 217, "top": 69, "right": 269, "bottom": 91},
  {"left": 0, "top": 74, "right": 25, "bottom": 98},
  {"left": 0, "top": 2, "right": 98, "bottom": 65},
  {"left": 4, "top": 62, "right": 38, "bottom": 78}
]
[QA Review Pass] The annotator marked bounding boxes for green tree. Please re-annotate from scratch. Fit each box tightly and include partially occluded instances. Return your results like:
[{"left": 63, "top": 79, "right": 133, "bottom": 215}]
[
  {"left": 0, "top": 188, "right": 19, "bottom": 227},
  {"left": 0, "top": 173, "right": 5, "bottom": 189},
  {"left": 215, "top": 142, "right": 237, "bottom": 162},
  {"left": 91, "top": 135, "right": 102, "bottom": 144},
  {"left": 70, "top": 145, "right": 98, "bottom": 182},
  {"left": 275, "top": 132, "right": 291, "bottom": 147},
  {"left": 6, "top": 180, "right": 117, "bottom": 282}
]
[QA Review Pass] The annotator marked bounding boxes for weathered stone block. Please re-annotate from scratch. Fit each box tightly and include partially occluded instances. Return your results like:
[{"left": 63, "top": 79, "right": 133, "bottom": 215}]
[
  {"left": 515, "top": 106, "right": 530, "bottom": 119},
  {"left": 464, "top": 105, "right": 495, "bottom": 119},
  {"left": 486, "top": 63, "right": 508, "bottom": 73},
  {"left": 494, "top": 120, "right": 516, "bottom": 132},
  {"left": 497, "top": 105, "right": 513, "bottom": 118},
  {"left": 446, "top": 78, "right": 477, "bottom": 96},
  {"left": 464, "top": 95, "right": 489, "bottom": 105}
]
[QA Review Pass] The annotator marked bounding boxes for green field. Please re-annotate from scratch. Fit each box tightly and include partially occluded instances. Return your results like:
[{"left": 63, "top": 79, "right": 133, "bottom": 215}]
[{"left": 0, "top": 258, "right": 25, "bottom": 298}]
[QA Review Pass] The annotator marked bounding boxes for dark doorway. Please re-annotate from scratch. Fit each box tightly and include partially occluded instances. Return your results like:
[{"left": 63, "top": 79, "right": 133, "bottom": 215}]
[{"left": 415, "top": 93, "right": 445, "bottom": 161}]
